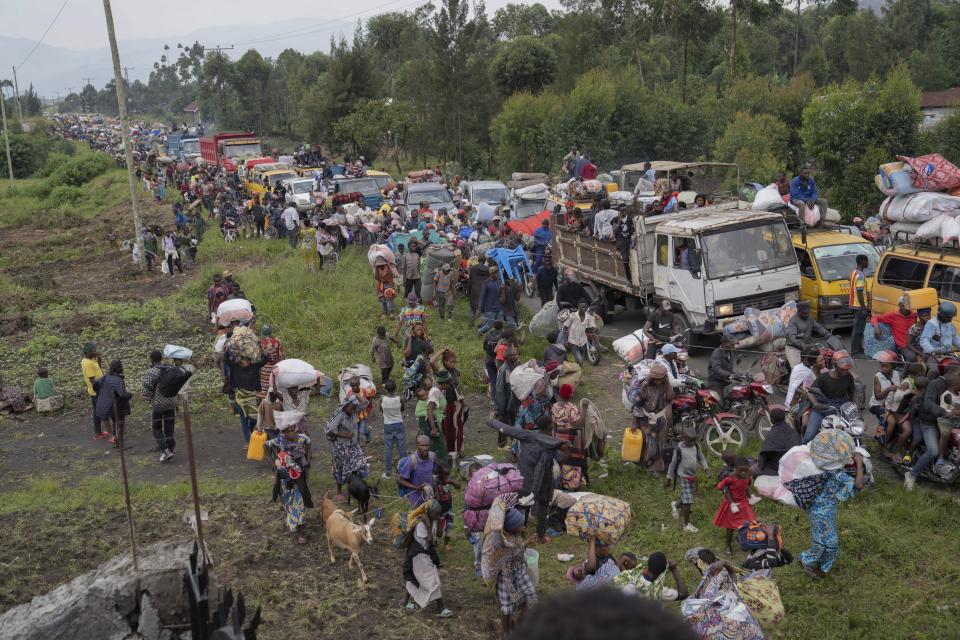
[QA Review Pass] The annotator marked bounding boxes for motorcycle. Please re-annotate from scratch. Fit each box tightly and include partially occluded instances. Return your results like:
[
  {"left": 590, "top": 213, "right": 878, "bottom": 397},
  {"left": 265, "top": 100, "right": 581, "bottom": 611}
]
[
  {"left": 727, "top": 373, "right": 779, "bottom": 441},
  {"left": 557, "top": 304, "right": 602, "bottom": 365},
  {"left": 888, "top": 420, "right": 960, "bottom": 485},
  {"left": 811, "top": 395, "right": 876, "bottom": 484},
  {"left": 670, "top": 375, "right": 747, "bottom": 457}
]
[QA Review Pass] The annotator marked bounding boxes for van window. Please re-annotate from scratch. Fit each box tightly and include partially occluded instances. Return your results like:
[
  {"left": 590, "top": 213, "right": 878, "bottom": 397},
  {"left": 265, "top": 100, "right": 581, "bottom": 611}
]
[
  {"left": 656, "top": 235, "right": 669, "bottom": 266},
  {"left": 929, "top": 264, "right": 960, "bottom": 302},
  {"left": 796, "top": 248, "right": 814, "bottom": 277},
  {"left": 877, "top": 256, "right": 928, "bottom": 290}
]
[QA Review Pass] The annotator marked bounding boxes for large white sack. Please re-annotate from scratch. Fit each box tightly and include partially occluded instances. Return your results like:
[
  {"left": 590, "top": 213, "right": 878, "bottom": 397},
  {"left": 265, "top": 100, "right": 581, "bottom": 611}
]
[
  {"left": 163, "top": 344, "right": 193, "bottom": 360},
  {"left": 944, "top": 216, "right": 960, "bottom": 243},
  {"left": 530, "top": 301, "right": 559, "bottom": 339},
  {"left": 610, "top": 191, "right": 635, "bottom": 206},
  {"left": 753, "top": 184, "right": 786, "bottom": 211},
  {"left": 476, "top": 202, "right": 496, "bottom": 223},
  {"left": 613, "top": 330, "right": 647, "bottom": 365},
  {"left": 915, "top": 215, "right": 947, "bottom": 239},
  {"left": 803, "top": 204, "right": 821, "bottom": 226},
  {"left": 274, "top": 359, "right": 319, "bottom": 389},
  {"left": 880, "top": 192, "right": 960, "bottom": 223},
  {"left": 822, "top": 207, "right": 841, "bottom": 223},
  {"left": 367, "top": 243, "right": 396, "bottom": 268},
  {"left": 514, "top": 183, "right": 550, "bottom": 199},
  {"left": 890, "top": 221, "right": 920, "bottom": 238},
  {"left": 216, "top": 299, "right": 253, "bottom": 327},
  {"left": 511, "top": 172, "right": 548, "bottom": 182},
  {"left": 510, "top": 359, "right": 547, "bottom": 401}
]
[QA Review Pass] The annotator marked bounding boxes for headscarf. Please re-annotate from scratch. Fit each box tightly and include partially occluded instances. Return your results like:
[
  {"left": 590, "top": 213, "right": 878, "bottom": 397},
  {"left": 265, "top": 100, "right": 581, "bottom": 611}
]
[
  {"left": 558, "top": 384, "right": 574, "bottom": 401},
  {"left": 809, "top": 429, "right": 855, "bottom": 470},
  {"left": 504, "top": 508, "right": 524, "bottom": 532}
]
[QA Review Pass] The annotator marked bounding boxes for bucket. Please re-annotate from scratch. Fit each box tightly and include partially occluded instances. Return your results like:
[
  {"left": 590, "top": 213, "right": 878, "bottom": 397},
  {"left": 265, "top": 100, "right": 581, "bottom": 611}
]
[{"left": 525, "top": 549, "right": 540, "bottom": 586}]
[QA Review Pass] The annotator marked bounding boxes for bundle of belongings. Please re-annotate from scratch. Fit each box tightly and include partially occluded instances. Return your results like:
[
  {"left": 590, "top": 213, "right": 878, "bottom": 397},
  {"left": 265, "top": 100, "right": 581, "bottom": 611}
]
[
  {"left": 507, "top": 173, "right": 549, "bottom": 190},
  {"left": 722, "top": 301, "right": 798, "bottom": 351},
  {"left": 751, "top": 184, "right": 841, "bottom": 225},
  {"left": 462, "top": 463, "right": 524, "bottom": 532},
  {"left": 406, "top": 169, "right": 438, "bottom": 184},
  {"left": 875, "top": 154, "right": 960, "bottom": 242},
  {"left": 552, "top": 178, "right": 606, "bottom": 200}
]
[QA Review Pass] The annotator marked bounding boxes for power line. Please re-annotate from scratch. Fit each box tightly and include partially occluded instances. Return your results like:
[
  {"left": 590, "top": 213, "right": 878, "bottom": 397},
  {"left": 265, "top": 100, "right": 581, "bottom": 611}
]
[
  {"left": 234, "top": 0, "right": 425, "bottom": 46},
  {"left": 17, "top": 0, "right": 71, "bottom": 69}
]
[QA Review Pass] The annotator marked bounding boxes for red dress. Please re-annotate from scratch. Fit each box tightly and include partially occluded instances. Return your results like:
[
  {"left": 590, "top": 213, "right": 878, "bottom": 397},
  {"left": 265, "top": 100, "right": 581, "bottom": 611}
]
[{"left": 712, "top": 475, "right": 756, "bottom": 530}]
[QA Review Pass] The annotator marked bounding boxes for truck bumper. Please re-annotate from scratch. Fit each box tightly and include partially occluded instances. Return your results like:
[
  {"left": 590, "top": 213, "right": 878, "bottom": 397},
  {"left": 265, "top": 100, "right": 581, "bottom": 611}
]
[{"left": 817, "top": 308, "right": 853, "bottom": 329}]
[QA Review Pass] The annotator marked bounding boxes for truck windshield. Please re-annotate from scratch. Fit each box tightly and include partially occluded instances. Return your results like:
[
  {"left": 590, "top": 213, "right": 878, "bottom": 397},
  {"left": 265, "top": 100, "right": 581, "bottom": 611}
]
[
  {"left": 343, "top": 179, "right": 379, "bottom": 196},
  {"left": 181, "top": 139, "right": 200, "bottom": 154},
  {"left": 291, "top": 181, "right": 314, "bottom": 194},
  {"left": 472, "top": 187, "right": 509, "bottom": 204},
  {"left": 812, "top": 244, "right": 879, "bottom": 281},
  {"left": 370, "top": 174, "right": 392, "bottom": 189},
  {"left": 514, "top": 199, "right": 546, "bottom": 220},
  {"left": 408, "top": 189, "right": 451, "bottom": 205},
  {"left": 270, "top": 172, "right": 296, "bottom": 185},
  {"left": 701, "top": 222, "right": 795, "bottom": 279},
  {"left": 224, "top": 142, "right": 263, "bottom": 159}
]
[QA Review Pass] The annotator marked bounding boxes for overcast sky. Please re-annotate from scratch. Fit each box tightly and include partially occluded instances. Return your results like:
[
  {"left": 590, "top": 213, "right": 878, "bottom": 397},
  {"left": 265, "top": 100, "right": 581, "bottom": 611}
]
[{"left": 7, "top": 0, "right": 564, "bottom": 51}]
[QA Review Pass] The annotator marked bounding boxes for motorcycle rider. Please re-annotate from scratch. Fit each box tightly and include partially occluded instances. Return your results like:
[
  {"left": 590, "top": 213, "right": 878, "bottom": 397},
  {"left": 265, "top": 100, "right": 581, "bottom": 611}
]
[
  {"left": 919, "top": 301, "right": 960, "bottom": 377},
  {"left": 906, "top": 368, "right": 960, "bottom": 490},
  {"left": 802, "top": 351, "right": 856, "bottom": 444},
  {"left": 785, "top": 301, "right": 833, "bottom": 367},
  {"left": 556, "top": 268, "right": 594, "bottom": 310},
  {"left": 643, "top": 299, "right": 676, "bottom": 360},
  {"left": 707, "top": 334, "right": 738, "bottom": 396}
]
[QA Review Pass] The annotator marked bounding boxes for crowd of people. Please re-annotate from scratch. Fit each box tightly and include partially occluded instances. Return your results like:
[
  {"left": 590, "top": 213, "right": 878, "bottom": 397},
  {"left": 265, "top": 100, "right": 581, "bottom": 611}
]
[{"left": 13, "top": 120, "right": 952, "bottom": 640}]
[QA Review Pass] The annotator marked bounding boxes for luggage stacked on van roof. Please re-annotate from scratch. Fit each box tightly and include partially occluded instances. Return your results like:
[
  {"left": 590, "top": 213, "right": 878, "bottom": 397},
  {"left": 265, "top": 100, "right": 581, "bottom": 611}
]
[{"left": 876, "top": 153, "right": 960, "bottom": 242}]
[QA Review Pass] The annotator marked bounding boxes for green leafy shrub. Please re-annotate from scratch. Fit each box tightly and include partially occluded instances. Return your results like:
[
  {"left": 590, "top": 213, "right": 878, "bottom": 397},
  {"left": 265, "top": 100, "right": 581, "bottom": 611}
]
[
  {"left": 45, "top": 185, "right": 84, "bottom": 207},
  {"left": 34, "top": 152, "right": 71, "bottom": 178},
  {"left": 48, "top": 153, "right": 113, "bottom": 188}
]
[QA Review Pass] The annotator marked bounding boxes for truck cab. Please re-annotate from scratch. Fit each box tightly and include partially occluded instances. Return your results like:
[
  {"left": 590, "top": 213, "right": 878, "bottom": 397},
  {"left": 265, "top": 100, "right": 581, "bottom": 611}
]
[{"left": 793, "top": 229, "right": 880, "bottom": 328}]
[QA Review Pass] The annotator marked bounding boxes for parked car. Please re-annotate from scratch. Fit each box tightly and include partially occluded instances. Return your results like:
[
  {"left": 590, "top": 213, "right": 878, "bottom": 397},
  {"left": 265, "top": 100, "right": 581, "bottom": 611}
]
[
  {"left": 461, "top": 180, "right": 510, "bottom": 208},
  {"left": 283, "top": 177, "right": 320, "bottom": 212},
  {"left": 399, "top": 182, "right": 456, "bottom": 218}
]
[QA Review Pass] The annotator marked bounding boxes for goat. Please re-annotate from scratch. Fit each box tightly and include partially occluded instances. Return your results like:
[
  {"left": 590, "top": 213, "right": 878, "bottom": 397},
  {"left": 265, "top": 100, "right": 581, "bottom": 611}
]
[
  {"left": 325, "top": 509, "right": 375, "bottom": 582},
  {"left": 322, "top": 491, "right": 355, "bottom": 526},
  {"left": 346, "top": 473, "right": 380, "bottom": 520}
]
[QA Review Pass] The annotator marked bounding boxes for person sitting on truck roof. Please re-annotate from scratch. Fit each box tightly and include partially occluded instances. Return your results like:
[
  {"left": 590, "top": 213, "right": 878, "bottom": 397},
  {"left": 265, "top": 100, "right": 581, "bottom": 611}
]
[{"left": 790, "top": 167, "right": 828, "bottom": 217}]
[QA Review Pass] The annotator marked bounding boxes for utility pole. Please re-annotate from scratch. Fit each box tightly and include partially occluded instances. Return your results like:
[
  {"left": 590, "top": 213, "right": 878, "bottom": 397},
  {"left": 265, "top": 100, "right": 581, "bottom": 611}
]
[
  {"left": 11, "top": 66, "right": 23, "bottom": 124},
  {"left": 101, "top": 0, "right": 145, "bottom": 271},
  {"left": 1, "top": 83, "right": 13, "bottom": 187},
  {"left": 200, "top": 45, "right": 234, "bottom": 123},
  {"left": 122, "top": 66, "right": 135, "bottom": 113},
  {"left": 81, "top": 77, "right": 94, "bottom": 112}
]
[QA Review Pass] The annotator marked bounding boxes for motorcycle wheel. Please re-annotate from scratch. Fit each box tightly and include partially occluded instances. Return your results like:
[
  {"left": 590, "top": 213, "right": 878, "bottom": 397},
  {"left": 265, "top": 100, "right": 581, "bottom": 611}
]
[
  {"left": 703, "top": 419, "right": 746, "bottom": 457},
  {"left": 523, "top": 271, "right": 536, "bottom": 298},
  {"left": 586, "top": 339, "right": 601, "bottom": 365},
  {"left": 753, "top": 411, "right": 773, "bottom": 441}
]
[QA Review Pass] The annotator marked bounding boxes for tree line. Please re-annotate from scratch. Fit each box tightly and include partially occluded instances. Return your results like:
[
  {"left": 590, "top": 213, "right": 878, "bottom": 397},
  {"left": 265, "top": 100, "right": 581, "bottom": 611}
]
[{"left": 48, "top": 0, "right": 960, "bottom": 215}]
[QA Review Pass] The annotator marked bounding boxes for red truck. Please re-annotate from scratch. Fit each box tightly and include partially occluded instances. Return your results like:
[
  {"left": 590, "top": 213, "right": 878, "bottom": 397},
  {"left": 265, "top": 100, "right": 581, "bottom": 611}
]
[{"left": 199, "top": 132, "right": 264, "bottom": 171}]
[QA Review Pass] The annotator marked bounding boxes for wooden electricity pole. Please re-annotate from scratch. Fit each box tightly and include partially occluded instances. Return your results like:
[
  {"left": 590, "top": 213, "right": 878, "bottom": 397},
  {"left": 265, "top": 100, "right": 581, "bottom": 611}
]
[
  {"left": 1, "top": 83, "right": 13, "bottom": 187},
  {"left": 11, "top": 66, "right": 23, "bottom": 124},
  {"left": 101, "top": 0, "right": 145, "bottom": 270}
]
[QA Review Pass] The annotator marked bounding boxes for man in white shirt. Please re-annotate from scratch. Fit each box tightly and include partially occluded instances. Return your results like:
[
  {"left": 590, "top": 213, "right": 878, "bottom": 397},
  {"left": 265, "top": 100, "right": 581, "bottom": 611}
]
[
  {"left": 281, "top": 205, "right": 300, "bottom": 249},
  {"left": 785, "top": 347, "right": 817, "bottom": 408},
  {"left": 563, "top": 300, "right": 597, "bottom": 365},
  {"left": 592, "top": 198, "right": 619, "bottom": 240}
]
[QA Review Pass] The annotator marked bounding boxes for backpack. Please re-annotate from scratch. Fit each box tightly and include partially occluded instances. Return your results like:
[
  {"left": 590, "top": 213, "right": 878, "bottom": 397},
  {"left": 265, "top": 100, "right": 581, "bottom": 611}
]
[
  {"left": 157, "top": 365, "right": 192, "bottom": 398},
  {"left": 396, "top": 451, "right": 437, "bottom": 498},
  {"left": 483, "top": 331, "right": 501, "bottom": 358},
  {"left": 743, "top": 547, "right": 793, "bottom": 570},
  {"left": 737, "top": 521, "right": 783, "bottom": 552}
]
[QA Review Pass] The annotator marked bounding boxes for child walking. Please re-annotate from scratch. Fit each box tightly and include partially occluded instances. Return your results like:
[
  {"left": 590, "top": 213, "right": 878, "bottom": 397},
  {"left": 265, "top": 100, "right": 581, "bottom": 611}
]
[
  {"left": 713, "top": 456, "right": 757, "bottom": 554},
  {"left": 434, "top": 461, "right": 462, "bottom": 551},
  {"left": 380, "top": 379, "right": 405, "bottom": 480},
  {"left": 370, "top": 325, "right": 398, "bottom": 384},
  {"left": 664, "top": 429, "right": 708, "bottom": 532}
]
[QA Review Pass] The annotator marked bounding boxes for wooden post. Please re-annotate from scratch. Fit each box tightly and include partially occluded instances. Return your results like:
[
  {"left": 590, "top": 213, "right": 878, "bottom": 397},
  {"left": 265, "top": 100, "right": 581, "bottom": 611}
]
[
  {"left": 0, "top": 87, "right": 13, "bottom": 188},
  {"left": 181, "top": 396, "right": 209, "bottom": 565},
  {"left": 11, "top": 66, "right": 23, "bottom": 124},
  {"left": 101, "top": 0, "right": 146, "bottom": 270},
  {"left": 112, "top": 394, "right": 139, "bottom": 573}
]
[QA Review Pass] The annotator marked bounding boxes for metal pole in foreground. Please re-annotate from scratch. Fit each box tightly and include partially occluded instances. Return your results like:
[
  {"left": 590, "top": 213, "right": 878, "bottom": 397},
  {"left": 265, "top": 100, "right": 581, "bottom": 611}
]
[
  {"left": 181, "top": 396, "right": 209, "bottom": 565},
  {"left": 0, "top": 87, "right": 13, "bottom": 188},
  {"left": 101, "top": 0, "right": 146, "bottom": 271},
  {"left": 112, "top": 394, "right": 140, "bottom": 573}
]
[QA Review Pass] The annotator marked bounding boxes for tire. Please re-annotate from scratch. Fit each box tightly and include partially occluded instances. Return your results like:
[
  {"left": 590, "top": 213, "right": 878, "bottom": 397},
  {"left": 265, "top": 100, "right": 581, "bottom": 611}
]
[
  {"left": 586, "top": 339, "right": 601, "bottom": 365},
  {"left": 703, "top": 418, "right": 746, "bottom": 457},
  {"left": 523, "top": 270, "right": 536, "bottom": 298},
  {"left": 673, "top": 312, "right": 695, "bottom": 352},
  {"left": 753, "top": 410, "right": 773, "bottom": 441}
]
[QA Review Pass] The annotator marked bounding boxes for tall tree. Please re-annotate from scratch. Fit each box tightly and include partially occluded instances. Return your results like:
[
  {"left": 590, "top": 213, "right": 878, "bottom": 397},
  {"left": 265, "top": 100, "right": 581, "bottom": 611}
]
[{"left": 491, "top": 36, "right": 558, "bottom": 96}]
